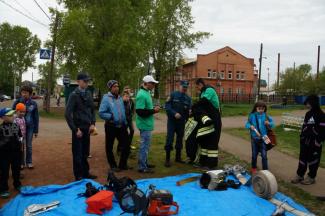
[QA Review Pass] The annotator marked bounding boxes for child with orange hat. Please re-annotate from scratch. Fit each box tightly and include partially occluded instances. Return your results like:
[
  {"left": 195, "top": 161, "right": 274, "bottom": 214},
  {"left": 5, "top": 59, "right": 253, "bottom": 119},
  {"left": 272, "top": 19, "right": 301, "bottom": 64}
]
[{"left": 14, "top": 103, "right": 27, "bottom": 169}]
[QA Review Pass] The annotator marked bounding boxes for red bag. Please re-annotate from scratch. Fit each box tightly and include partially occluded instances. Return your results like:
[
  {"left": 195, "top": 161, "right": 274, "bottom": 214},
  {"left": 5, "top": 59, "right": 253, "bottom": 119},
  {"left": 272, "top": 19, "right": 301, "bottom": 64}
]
[{"left": 86, "top": 190, "right": 114, "bottom": 215}]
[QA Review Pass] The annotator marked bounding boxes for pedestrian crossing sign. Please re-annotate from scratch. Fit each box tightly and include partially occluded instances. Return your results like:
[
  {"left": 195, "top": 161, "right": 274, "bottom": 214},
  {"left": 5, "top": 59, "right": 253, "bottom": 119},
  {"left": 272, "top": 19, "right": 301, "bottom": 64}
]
[{"left": 40, "top": 49, "right": 51, "bottom": 59}]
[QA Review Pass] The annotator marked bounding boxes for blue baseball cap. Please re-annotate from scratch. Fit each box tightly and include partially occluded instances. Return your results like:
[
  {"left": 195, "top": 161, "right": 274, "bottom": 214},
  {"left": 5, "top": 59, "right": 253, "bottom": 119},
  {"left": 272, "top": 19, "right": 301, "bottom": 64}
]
[
  {"left": 180, "top": 80, "right": 189, "bottom": 88},
  {"left": 0, "top": 108, "right": 15, "bottom": 118},
  {"left": 77, "top": 73, "right": 91, "bottom": 81}
]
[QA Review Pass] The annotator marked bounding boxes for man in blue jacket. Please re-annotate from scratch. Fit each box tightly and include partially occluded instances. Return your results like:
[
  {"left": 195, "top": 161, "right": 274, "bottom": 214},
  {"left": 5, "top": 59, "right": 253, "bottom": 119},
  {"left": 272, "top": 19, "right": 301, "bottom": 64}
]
[
  {"left": 164, "top": 80, "right": 192, "bottom": 167},
  {"left": 99, "top": 80, "right": 130, "bottom": 172},
  {"left": 12, "top": 85, "right": 39, "bottom": 169}
]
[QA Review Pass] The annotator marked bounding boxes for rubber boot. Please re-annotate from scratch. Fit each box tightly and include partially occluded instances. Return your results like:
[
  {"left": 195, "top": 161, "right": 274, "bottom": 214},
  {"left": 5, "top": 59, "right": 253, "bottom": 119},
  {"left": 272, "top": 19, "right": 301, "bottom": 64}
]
[
  {"left": 175, "top": 150, "right": 185, "bottom": 163},
  {"left": 164, "top": 151, "right": 171, "bottom": 167}
]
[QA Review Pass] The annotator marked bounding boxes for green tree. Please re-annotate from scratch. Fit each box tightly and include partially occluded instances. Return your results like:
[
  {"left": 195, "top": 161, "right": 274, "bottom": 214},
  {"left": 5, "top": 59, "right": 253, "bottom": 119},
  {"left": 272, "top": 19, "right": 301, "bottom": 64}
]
[
  {"left": 0, "top": 22, "right": 41, "bottom": 95},
  {"left": 148, "top": 0, "right": 210, "bottom": 98},
  {"left": 37, "top": 62, "right": 61, "bottom": 93}
]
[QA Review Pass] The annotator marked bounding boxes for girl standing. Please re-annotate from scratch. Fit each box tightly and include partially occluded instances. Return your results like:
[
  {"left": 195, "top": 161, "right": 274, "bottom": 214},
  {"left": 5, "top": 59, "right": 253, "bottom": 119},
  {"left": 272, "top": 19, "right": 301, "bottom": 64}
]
[{"left": 245, "top": 101, "right": 274, "bottom": 173}]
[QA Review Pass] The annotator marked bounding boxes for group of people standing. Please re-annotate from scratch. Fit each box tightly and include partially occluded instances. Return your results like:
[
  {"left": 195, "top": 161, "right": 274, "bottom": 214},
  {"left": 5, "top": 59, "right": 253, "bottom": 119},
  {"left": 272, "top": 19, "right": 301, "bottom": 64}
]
[{"left": 64, "top": 73, "right": 223, "bottom": 180}]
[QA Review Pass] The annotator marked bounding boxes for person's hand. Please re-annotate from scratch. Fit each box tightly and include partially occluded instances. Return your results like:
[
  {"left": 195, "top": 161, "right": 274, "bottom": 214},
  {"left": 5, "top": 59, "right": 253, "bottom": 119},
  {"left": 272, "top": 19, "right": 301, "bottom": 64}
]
[
  {"left": 89, "top": 124, "right": 95, "bottom": 134},
  {"left": 154, "top": 106, "right": 160, "bottom": 113},
  {"left": 250, "top": 125, "right": 255, "bottom": 130},
  {"left": 34, "top": 133, "right": 38, "bottom": 138},
  {"left": 175, "top": 113, "right": 182, "bottom": 119},
  {"left": 76, "top": 129, "right": 83, "bottom": 138},
  {"left": 264, "top": 120, "right": 270, "bottom": 126}
]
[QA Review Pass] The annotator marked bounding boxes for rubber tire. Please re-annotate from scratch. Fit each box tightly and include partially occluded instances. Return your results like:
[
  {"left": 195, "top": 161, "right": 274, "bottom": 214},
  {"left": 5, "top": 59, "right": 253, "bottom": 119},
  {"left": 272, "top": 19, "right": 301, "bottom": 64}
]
[{"left": 252, "top": 170, "right": 278, "bottom": 199}]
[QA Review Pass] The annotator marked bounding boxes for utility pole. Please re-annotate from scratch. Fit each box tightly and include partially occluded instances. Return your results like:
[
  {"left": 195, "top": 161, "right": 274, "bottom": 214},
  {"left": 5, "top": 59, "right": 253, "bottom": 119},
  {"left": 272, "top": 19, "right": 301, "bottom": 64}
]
[
  {"left": 277, "top": 53, "right": 280, "bottom": 88},
  {"left": 317, "top": 45, "right": 320, "bottom": 80},
  {"left": 257, "top": 43, "right": 263, "bottom": 101},
  {"left": 45, "top": 12, "right": 59, "bottom": 112},
  {"left": 293, "top": 62, "right": 296, "bottom": 71},
  {"left": 267, "top": 67, "right": 270, "bottom": 92}
]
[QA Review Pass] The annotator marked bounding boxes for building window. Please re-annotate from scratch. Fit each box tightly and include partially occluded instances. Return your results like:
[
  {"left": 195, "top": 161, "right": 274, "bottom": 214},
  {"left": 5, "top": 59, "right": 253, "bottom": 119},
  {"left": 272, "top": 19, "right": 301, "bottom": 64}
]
[
  {"left": 228, "top": 71, "right": 232, "bottom": 79},
  {"left": 221, "top": 87, "right": 224, "bottom": 94},
  {"left": 236, "top": 71, "right": 240, "bottom": 80},
  {"left": 212, "top": 70, "right": 217, "bottom": 78},
  {"left": 241, "top": 71, "right": 245, "bottom": 80},
  {"left": 219, "top": 71, "right": 225, "bottom": 79},
  {"left": 228, "top": 88, "right": 232, "bottom": 94},
  {"left": 208, "top": 69, "right": 211, "bottom": 78}
]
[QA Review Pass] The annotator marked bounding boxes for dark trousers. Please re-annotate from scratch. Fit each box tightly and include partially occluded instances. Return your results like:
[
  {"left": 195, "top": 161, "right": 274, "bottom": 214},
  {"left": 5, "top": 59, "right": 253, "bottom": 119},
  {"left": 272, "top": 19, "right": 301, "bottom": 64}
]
[
  {"left": 0, "top": 151, "right": 21, "bottom": 192},
  {"left": 297, "top": 137, "right": 322, "bottom": 178},
  {"left": 72, "top": 128, "right": 90, "bottom": 180},
  {"left": 105, "top": 124, "right": 130, "bottom": 169},
  {"left": 165, "top": 119, "right": 185, "bottom": 152},
  {"left": 127, "top": 121, "right": 134, "bottom": 144},
  {"left": 251, "top": 138, "right": 268, "bottom": 170}
]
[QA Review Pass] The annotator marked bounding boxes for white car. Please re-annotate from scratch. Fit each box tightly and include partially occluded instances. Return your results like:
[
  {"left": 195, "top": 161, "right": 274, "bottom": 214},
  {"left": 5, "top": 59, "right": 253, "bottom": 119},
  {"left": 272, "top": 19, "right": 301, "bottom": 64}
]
[{"left": 0, "top": 94, "right": 11, "bottom": 102}]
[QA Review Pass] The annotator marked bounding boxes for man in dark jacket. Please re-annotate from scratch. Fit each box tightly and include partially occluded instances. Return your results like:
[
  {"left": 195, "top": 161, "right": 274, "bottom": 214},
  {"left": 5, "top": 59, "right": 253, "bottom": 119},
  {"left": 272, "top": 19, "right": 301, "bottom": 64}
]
[{"left": 65, "top": 73, "right": 97, "bottom": 181}]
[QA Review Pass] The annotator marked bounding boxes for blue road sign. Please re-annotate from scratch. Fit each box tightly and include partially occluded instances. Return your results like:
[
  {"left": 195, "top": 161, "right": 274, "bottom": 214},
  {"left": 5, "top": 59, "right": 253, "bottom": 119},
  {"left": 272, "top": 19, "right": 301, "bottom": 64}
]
[{"left": 40, "top": 49, "right": 51, "bottom": 59}]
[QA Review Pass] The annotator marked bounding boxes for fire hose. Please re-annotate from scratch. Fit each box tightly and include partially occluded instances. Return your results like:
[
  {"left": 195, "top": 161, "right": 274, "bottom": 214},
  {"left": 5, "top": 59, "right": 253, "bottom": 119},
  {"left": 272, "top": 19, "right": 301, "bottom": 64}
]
[{"left": 252, "top": 170, "right": 315, "bottom": 216}]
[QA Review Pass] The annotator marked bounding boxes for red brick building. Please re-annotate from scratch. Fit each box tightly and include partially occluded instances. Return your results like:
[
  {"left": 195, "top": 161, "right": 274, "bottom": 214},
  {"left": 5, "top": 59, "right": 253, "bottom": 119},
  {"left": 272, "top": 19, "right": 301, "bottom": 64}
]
[{"left": 165, "top": 46, "right": 258, "bottom": 98}]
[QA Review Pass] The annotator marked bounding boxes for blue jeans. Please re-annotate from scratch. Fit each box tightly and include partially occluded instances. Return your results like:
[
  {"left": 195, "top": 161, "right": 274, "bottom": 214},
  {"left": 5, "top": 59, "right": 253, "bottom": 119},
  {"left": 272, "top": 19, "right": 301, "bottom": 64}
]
[
  {"left": 138, "top": 130, "right": 152, "bottom": 170},
  {"left": 251, "top": 138, "right": 268, "bottom": 170},
  {"left": 26, "top": 126, "right": 34, "bottom": 164}
]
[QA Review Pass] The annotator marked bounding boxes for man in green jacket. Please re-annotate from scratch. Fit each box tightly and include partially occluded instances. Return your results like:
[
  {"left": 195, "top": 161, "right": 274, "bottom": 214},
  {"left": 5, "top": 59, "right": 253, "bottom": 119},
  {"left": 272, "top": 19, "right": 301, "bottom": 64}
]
[{"left": 136, "top": 75, "right": 160, "bottom": 173}]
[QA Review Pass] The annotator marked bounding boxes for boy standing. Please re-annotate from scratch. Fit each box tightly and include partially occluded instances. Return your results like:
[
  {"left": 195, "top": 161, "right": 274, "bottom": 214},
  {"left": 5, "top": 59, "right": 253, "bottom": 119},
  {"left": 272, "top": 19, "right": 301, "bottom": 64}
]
[
  {"left": 12, "top": 85, "right": 39, "bottom": 169},
  {"left": 0, "top": 108, "right": 22, "bottom": 198}
]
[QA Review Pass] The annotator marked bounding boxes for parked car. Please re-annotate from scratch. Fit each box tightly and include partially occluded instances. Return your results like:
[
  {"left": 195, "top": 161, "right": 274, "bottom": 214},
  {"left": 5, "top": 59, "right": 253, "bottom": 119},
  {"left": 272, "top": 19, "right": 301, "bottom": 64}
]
[{"left": 0, "top": 94, "right": 11, "bottom": 102}]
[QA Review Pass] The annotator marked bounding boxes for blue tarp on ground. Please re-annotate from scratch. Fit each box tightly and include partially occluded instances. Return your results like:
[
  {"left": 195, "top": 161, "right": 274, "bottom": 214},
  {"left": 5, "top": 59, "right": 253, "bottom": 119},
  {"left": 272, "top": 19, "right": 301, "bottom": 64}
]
[{"left": 0, "top": 173, "right": 313, "bottom": 216}]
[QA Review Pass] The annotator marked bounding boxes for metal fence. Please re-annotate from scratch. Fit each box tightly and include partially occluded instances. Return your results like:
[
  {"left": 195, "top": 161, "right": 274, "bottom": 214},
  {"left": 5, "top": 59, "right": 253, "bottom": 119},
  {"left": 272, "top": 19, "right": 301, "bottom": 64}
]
[{"left": 218, "top": 94, "right": 297, "bottom": 104}]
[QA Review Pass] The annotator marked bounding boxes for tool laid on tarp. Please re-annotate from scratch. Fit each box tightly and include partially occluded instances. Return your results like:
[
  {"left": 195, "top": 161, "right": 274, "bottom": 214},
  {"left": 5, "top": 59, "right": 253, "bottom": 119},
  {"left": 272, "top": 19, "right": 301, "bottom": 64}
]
[
  {"left": 105, "top": 171, "right": 148, "bottom": 216},
  {"left": 252, "top": 170, "right": 315, "bottom": 216},
  {"left": 86, "top": 190, "right": 114, "bottom": 215},
  {"left": 199, "top": 170, "right": 241, "bottom": 191},
  {"left": 23, "top": 201, "right": 60, "bottom": 216},
  {"left": 147, "top": 184, "right": 179, "bottom": 216},
  {"left": 223, "top": 164, "right": 251, "bottom": 186}
]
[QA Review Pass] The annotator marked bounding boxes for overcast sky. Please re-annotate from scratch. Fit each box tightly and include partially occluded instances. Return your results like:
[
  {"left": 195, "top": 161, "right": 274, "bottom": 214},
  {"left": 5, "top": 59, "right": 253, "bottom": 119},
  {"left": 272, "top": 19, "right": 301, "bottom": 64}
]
[{"left": 1, "top": 0, "right": 324, "bottom": 85}]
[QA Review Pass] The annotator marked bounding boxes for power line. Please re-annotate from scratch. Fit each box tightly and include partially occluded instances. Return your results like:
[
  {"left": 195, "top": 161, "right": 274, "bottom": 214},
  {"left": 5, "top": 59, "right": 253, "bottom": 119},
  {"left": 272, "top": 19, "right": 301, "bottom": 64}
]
[
  {"left": 0, "top": 0, "right": 48, "bottom": 28},
  {"left": 33, "top": 0, "right": 51, "bottom": 21},
  {"left": 13, "top": 0, "right": 38, "bottom": 20}
]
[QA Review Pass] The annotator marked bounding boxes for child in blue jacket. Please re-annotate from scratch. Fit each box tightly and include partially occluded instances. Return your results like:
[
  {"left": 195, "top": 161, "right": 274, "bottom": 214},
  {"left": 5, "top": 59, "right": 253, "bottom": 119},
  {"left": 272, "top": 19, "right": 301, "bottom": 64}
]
[{"left": 245, "top": 101, "right": 274, "bottom": 173}]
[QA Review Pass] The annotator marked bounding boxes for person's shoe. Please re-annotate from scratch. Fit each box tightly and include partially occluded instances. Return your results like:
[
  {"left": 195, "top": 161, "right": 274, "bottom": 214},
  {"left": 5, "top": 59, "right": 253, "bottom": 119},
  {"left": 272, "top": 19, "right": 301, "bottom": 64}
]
[
  {"left": 20, "top": 165, "right": 25, "bottom": 170},
  {"left": 301, "top": 176, "right": 315, "bottom": 185},
  {"left": 84, "top": 174, "right": 97, "bottom": 179},
  {"left": 138, "top": 168, "right": 154, "bottom": 174},
  {"left": 119, "top": 166, "right": 133, "bottom": 171},
  {"left": 175, "top": 158, "right": 185, "bottom": 164},
  {"left": 130, "top": 145, "right": 136, "bottom": 150},
  {"left": 27, "top": 164, "right": 34, "bottom": 169},
  {"left": 291, "top": 175, "right": 304, "bottom": 184},
  {"left": 88, "top": 155, "right": 92, "bottom": 158},
  {"left": 251, "top": 168, "right": 257, "bottom": 175},
  {"left": 0, "top": 191, "right": 10, "bottom": 199},
  {"left": 111, "top": 167, "right": 121, "bottom": 173},
  {"left": 147, "top": 164, "right": 155, "bottom": 169},
  {"left": 164, "top": 160, "right": 171, "bottom": 168}
]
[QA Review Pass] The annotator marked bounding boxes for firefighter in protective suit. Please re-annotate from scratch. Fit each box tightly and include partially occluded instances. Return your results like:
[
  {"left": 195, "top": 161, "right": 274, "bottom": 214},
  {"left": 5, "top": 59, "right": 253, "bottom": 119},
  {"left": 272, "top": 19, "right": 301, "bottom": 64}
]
[{"left": 164, "top": 80, "right": 192, "bottom": 167}]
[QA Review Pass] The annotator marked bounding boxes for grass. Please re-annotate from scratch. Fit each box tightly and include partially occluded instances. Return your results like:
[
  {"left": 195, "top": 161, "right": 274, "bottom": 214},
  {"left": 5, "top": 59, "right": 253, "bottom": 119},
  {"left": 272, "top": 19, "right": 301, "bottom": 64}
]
[
  {"left": 223, "top": 126, "right": 325, "bottom": 168},
  {"left": 220, "top": 103, "right": 305, "bottom": 117},
  {"left": 132, "top": 133, "right": 324, "bottom": 216}
]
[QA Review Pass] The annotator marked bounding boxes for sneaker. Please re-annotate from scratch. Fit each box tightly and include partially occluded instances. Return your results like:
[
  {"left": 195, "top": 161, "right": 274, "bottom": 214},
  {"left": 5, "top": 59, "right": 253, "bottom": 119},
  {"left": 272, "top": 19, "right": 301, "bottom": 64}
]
[
  {"left": 138, "top": 168, "right": 154, "bottom": 174},
  {"left": 291, "top": 175, "right": 304, "bottom": 184},
  {"left": 251, "top": 168, "right": 257, "bottom": 175},
  {"left": 0, "top": 191, "right": 10, "bottom": 199},
  {"left": 27, "top": 164, "right": 34, "bottom": 169},
  {"left": 301, "top": 176, "right": 315, "bottom": 185}
]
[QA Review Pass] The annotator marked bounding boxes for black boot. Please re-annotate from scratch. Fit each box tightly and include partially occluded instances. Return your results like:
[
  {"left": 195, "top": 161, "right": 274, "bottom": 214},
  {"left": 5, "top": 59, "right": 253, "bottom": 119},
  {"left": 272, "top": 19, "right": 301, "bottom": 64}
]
[
  {"left": 165, "top": 151, "right": 171, "bottom": 167},
  {"left": 175, "top": 150, "right": 185, "bottom": 163}
]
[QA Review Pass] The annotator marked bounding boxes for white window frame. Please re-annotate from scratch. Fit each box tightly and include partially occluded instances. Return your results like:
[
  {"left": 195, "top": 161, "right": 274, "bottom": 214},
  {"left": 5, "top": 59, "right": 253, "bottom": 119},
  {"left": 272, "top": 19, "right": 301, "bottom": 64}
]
[
  {"left": 241, "top": 71, "right": 245, "bottom": 80},
  {"left": 228, "top": 71, "right": 232, "bottom": 79},
  {"left": 219, "top": 71, "right": 225, "bottom": 79},
  {"left": 236, "top": 71, "right": 240, "bottom": 80}
]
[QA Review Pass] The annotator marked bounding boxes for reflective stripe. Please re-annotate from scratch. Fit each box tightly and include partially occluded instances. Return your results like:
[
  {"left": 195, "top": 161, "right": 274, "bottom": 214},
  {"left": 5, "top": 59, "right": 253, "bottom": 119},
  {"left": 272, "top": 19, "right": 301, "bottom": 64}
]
[
  {"left": 197, "top": 125, "right": 215, "bottom": 137},
  {"left": 308, "top": 159, "right": 319, "bottom": 166},
  {"left": 201, "top": 115, "right": 211, "bottom": 124},
  {"left": 200, "top": 149, "right": 219, "bottom": 157}
]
